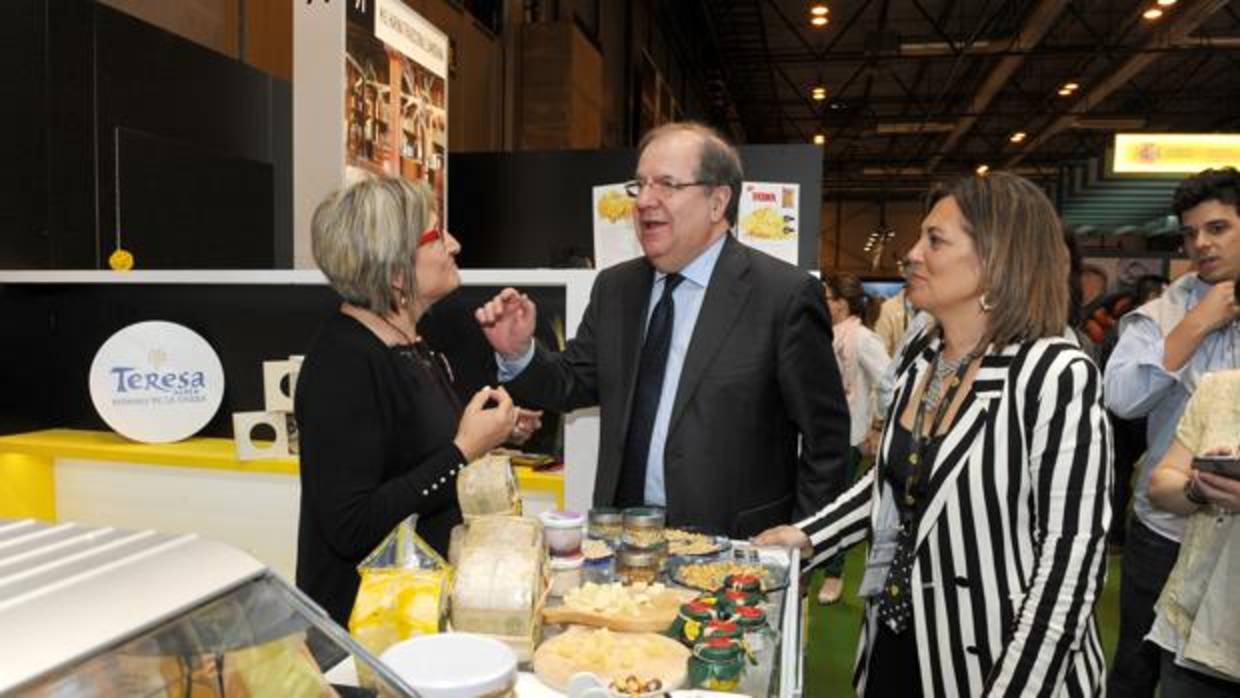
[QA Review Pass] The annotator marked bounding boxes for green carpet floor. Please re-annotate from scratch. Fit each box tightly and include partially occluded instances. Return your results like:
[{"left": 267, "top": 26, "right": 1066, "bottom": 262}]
[{"left": 801, "top": 547, "right": 1123, "bottom": 697}]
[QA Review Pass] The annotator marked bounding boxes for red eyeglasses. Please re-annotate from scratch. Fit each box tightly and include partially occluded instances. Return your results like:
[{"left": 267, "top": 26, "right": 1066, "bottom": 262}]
[{"left": 418, "top": 227, "right": 443, "bottom": 247}]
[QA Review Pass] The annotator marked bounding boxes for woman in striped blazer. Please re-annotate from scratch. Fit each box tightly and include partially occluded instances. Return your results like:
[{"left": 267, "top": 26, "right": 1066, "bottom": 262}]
[{"left": 759, "top": 172, "right": 1112, "bottom": 697}]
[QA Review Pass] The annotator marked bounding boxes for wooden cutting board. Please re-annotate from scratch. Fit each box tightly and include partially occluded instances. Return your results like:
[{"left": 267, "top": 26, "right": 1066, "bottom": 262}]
[
  {"left": 542, "top": 586, "right": 698, "bottom": 633},
  {"left": 532, "top": 626, "right": 690, "bottom": 693}
]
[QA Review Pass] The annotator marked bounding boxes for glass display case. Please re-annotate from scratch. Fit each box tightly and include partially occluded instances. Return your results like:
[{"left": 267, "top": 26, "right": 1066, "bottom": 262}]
[
  {"left": 715, "top": 544, "right": 804, "bottom": 698},
  {"left": 0, "top": 518, "right": 419, "bottom": 697}
]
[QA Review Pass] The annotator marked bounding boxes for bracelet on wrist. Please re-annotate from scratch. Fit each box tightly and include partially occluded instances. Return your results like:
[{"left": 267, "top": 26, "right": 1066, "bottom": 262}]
[{"left": 1184, "top": 476, "right": 1208, "bottom": 506}]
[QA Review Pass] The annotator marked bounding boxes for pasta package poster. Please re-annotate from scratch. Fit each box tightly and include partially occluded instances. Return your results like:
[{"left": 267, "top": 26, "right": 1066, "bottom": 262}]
[{"left": 738, "top": 182, "right": 798, "bottom": 265}]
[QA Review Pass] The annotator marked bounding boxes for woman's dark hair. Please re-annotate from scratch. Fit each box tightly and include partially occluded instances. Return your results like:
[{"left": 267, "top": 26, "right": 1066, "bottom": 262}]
[
  {"left": 864, "top": 295, "right": 883, "bottom": 328},
  {"left": 924, "top": 172, "right": 1070, "bottom": 345},
  {"left": 824, "top": 273, "right": 868, "bottom": 318}
]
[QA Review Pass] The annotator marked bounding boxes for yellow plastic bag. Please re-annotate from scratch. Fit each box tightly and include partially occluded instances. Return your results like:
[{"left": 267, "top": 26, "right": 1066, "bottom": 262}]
[{"left": 348, "top": 516, "right": 450, "bottom": 688}]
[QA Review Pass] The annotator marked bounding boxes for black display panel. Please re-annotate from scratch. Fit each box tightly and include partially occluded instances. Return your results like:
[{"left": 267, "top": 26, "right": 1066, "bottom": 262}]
[
  {"left": 112, "top": 129, "right": 275, "bottom": 269},
  {"left": 0, "top": 282, "right": 566, "bottom": 455},
  {"left": 0, "top": 1, "right": 292, "bottom": 269}
]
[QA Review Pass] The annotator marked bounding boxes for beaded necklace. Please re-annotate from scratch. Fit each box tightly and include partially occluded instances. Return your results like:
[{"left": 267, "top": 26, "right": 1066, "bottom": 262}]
[{"left": 903, "top": 345, "right": 979, "bottom": 514}]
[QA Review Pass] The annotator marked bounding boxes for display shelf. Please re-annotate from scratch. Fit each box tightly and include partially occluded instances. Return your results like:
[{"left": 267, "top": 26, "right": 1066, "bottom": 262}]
[
  {"left": 0, "top": 428, "right": 564, "bottom": 506},
  {"left": 0, "top": 429, "right": 299, "bottom": 475},
  {"left": 0, "top": 268, "right": 596, "bottom": 286}
]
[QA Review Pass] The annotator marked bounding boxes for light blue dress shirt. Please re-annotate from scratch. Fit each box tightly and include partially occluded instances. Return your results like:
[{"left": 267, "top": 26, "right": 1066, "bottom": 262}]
[
  {"left": 1105, "top": 273, "right": 1240, "bottom": 543},
  {"left": 497, "top": 234, "right": 728, "bottom": 507}
]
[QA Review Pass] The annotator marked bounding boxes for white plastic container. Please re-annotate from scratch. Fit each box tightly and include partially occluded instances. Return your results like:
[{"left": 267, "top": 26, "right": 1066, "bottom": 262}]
[
  {"left": 380, "top": 633, "right": 518, "bottom": 698},
  {"left": 539, "top": 509, "right": 586, "bottom": 557},
  {"left": 548, "top": 553, "right": 585, "bottom": 597}
]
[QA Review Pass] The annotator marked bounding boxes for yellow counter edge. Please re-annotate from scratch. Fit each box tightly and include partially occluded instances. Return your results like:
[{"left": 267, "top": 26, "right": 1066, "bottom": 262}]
[{"left": 0, "top": 428, "right": 564, "bottom": 517}]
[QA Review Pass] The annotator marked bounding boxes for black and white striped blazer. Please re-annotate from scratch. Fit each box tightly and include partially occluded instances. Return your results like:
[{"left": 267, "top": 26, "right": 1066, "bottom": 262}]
[{"left": 800, "top": 331, "right": 1112, "bottom": 697}]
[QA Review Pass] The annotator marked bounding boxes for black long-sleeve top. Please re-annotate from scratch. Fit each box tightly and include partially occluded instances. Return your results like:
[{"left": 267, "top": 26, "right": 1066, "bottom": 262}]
[{"left": 294, "top": 312, "right": 466, "bottom": 626}]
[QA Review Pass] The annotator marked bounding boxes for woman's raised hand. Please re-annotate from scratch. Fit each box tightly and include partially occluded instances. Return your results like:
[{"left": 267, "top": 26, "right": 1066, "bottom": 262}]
[{"left": 454, "top": 386, "right": 517, "bottom": 461}]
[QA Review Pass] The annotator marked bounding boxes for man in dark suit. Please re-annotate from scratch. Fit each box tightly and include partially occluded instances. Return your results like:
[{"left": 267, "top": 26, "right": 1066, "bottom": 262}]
[{"left": 475, "top": 122, "right": 849, "bottom": 537}]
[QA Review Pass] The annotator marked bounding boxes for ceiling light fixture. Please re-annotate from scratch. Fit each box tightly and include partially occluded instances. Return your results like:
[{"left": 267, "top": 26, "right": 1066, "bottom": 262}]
[
  {"left": 811, "top": 86, "right": 827, "bottom": 100},
  {"left": 1058, "top": 87, "right": 1073, "bottom": 96},
  {"left": 810, "top": 4, "right": 829, "bottom": 16},
  {"left": 1010, "top": 131, "right": 1027, "bottom": 143},
  {"left": 813, "top": 134, "right": 826, "bottom": 145},
  {"left": 811, "top": 15, "right": 829, "bottom": 27},
  {"left": 1063, "top": 82, "right": 1080, "bottom": 91},
  {"left": 976, "top": 164, "right": 990, "bottom": 176},
  {"left": 1156, "top": 0, "right": 1177, "bottom": 4},
  {"left": 1143, "top": 7, "right": 1164, "bottom": 19}
]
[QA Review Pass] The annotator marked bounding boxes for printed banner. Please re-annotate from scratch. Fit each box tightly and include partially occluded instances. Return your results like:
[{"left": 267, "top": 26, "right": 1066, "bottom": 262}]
[
  {"left": 592, "top": 183, "right": 643, "bottom": 270},
  {"left": 737, "top": 181, "right": 799, "bottom": 266},
  {"left": 1114, "top": 133, "right": 1240, "bottom": 174},
  {"left": 345, "top": 0, "right": 449, "bottom": 218}
]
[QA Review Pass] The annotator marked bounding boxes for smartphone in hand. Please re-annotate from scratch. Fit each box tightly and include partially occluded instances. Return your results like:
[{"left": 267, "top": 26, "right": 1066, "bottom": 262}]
[{"left": 1192, "top": 455, "right": 1240, "bottom": 479}]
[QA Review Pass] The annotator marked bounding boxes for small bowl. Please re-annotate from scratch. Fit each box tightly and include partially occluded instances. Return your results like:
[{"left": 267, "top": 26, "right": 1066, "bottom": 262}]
[{"left": 381, "top": 633, "right": 517, "bottom": 698}]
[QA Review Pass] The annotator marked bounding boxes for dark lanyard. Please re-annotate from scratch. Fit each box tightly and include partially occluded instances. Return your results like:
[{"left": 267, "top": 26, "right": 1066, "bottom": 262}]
[{"left": 903, "top": 349, "right": 977, "bottom": 516}]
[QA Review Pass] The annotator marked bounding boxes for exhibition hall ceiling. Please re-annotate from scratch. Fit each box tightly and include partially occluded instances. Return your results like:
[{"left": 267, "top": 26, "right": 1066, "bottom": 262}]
[{"left": 662, "top": 0, "right": 1240, "bottom": 201}]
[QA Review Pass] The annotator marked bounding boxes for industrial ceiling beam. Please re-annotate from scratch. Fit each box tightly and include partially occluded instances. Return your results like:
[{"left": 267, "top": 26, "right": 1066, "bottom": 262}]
[
  {"left": 719, "top": 38, "right": 1235, "bottom": 63},
  {"left": 925, "top": 0, "right": 1071, "bottom": 172},
  {"left": 1006, "top": 0, "right": 1232, "bottom": 167}
]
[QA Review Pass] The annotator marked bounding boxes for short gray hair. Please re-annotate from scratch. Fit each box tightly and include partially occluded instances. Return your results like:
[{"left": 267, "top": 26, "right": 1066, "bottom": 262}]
[
  {"left": 638, "top": 121, "right": 744, "bottom": 226},
  {"left": 311, "top": 176, "right": 435, "bottom": 313}
]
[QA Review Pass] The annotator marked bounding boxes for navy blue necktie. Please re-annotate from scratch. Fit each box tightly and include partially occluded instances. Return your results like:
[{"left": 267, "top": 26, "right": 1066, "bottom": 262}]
[{"left": 617, "top": 273, "right": 685, "bottom": 507}]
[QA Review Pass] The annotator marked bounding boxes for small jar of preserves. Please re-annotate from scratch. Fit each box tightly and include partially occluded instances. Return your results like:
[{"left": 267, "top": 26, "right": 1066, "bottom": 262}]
[
  {"left": 722, "top": 573, "right": 765, "bottom": 600},
  {"left": 622, "top": 507, "right": 666, "bottom": 549},
  {"left": 734, "top": 604, "right": 770, "bottom": 653},
  {"left": 688, "top": 637, "right": 745, "bottom": 691},
  {"left": 716, "top": 588, "right": 763, "bottom": 615},
  {"left": 616, "top": 546, "right": 660, "bottom": 585},
  {"left": 587, "top": 507, "right": 623, "bottom": 544},
  {"left": 700, "top": 619, "right": 742, "bottom": 643},
  {"left": 670, "top": 600, "right": 717, "bottom": 645}
]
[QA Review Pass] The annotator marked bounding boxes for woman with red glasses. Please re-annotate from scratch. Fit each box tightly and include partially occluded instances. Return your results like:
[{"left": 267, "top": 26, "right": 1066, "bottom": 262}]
[{"left": 294, "top": 176, "right": 521, "bottom": 626}]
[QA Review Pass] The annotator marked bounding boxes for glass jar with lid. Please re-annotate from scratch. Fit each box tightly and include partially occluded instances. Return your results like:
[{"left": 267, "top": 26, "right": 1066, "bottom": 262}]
[
  {"left": 587, "top": 507, "right": 623, "bottom": 545},
  {"left": 615, "top": 546, "right": 661, "bottom": 585},
  {"left": 688, "top": 637, "right": 745, "bottom": 691},
  {"left": 622, "top": 506, "right": 666, "bottom": 549}
]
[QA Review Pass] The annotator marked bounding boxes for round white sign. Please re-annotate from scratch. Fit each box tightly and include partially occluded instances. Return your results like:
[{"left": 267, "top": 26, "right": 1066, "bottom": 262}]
[{"left": 89, "top": 321, "right": 226, "bottom": 443}]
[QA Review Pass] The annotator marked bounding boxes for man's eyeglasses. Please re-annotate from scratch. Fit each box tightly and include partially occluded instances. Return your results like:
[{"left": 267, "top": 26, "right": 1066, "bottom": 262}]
[
  {"left": 622, "top": 178, "right": 715, "bottom": 199},
  {"left": 418, "top": 227, "right": 443, "bottom": 248}
]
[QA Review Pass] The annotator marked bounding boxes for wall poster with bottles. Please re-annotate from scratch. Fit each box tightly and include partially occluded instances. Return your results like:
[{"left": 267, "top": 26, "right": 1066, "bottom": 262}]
[{"left": 345, "top": 0, "right": 449, "bottom": 220}]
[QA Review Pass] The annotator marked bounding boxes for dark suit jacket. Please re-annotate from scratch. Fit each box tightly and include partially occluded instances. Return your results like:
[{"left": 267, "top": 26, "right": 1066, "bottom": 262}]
[{"left": 507, "top": 235, "right": 850, "bottom": 537}]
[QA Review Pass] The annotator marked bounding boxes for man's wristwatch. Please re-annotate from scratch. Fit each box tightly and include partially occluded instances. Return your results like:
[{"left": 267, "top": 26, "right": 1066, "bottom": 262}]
[{"left": 1184, "top": 476, "right": 1209, "bottom": 506}]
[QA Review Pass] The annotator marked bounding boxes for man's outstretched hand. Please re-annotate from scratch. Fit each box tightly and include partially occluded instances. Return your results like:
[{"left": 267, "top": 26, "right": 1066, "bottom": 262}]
[{"left": 476, "top": 287, "right": 537, "bottom": 359}]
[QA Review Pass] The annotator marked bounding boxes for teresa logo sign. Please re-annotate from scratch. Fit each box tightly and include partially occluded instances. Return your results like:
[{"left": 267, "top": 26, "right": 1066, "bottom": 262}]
[{"left": 89, "top": 321, "right": 226, "bottom": 443}]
